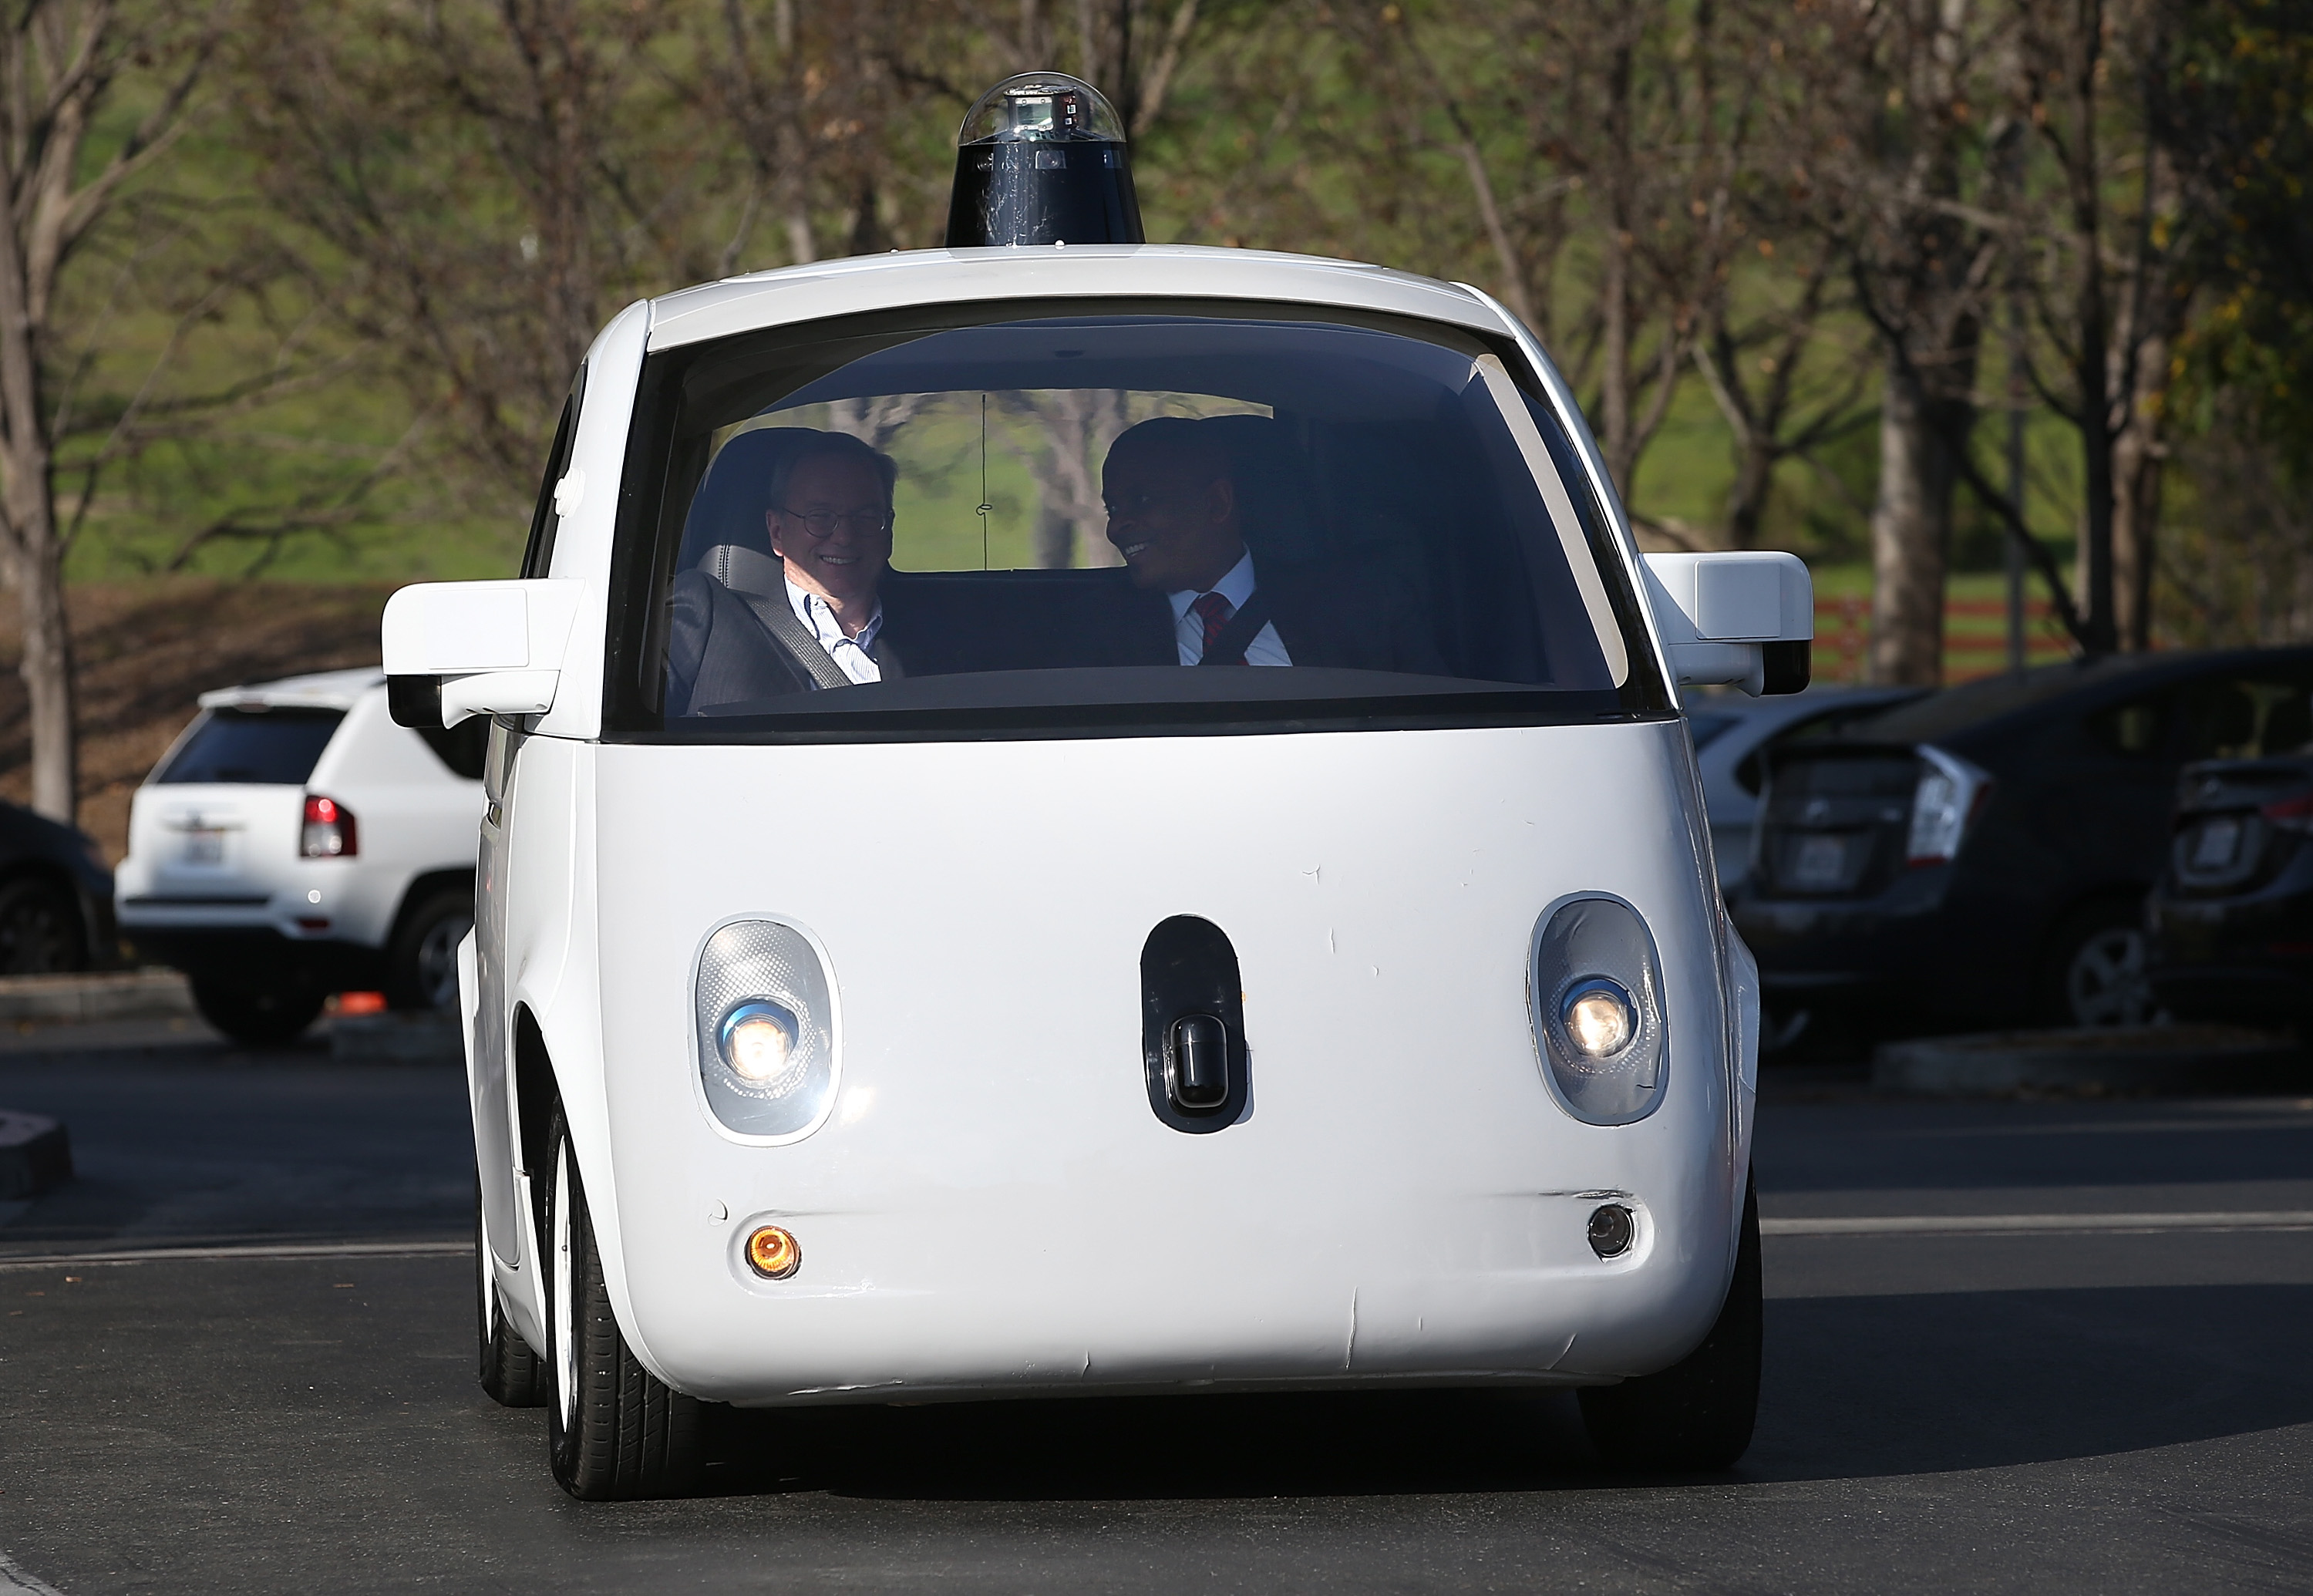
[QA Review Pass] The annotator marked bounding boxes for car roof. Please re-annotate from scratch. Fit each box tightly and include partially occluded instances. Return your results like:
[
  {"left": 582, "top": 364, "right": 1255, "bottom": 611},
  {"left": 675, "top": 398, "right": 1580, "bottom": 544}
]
[
  {"left": 197, "top": 667, "right": 385, "bottom": 713},
  {"left": 1835, "top": 647, "right": 2313, "bottom": 746},
  {"left": 645, "top": 244, "right": 1513, "bottom": 352}
]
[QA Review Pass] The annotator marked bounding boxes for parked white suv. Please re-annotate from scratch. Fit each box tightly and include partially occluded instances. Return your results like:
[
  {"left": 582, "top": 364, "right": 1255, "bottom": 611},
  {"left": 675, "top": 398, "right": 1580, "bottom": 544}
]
[{"left": 115, "top": 667, "right": 485, "bottom": 1044}]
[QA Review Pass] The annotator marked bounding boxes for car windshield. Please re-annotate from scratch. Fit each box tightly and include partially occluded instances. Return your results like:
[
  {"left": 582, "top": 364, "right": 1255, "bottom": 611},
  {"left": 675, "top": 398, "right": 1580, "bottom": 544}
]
[
  {"left": 606, "top": 298, "right": 1667, "bottom": 741},
  {"left": 157, "top": 707, "right": 343, "bottom": 785}
]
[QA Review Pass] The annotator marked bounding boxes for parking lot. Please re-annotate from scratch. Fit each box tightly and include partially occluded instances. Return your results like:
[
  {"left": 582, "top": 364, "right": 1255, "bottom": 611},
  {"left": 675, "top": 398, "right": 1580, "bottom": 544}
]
[{"left": 3, "top": 1019, "right": 2309, "bottom": 1594}]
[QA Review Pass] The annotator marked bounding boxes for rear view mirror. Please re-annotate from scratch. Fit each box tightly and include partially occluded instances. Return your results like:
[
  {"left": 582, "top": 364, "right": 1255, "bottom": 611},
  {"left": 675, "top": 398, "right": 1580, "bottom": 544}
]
[
  {"left": 382, "top": 580, "right": 584, "bottom": 729},
  {"left": 1641, "top": 552, "right": 1813, "bottom": 696}
]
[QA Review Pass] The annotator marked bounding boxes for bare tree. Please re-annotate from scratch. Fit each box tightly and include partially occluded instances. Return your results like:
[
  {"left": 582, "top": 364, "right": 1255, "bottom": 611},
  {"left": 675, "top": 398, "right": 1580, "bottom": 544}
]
[
  {"left": 1689, "top": 234, "right": 1876, "bottom": 550},
  {"left": 1794, "top": 0, "right": 2022, "bottom": 685},
  {"left": 238, "top": 0, "right": 712, "bottom": 501},
  {"left": 2006, "top": 0, "right": 2198, "bottom": 652},
  {"left": 0, "top": 1, "right": 221, "bottom": 821}
]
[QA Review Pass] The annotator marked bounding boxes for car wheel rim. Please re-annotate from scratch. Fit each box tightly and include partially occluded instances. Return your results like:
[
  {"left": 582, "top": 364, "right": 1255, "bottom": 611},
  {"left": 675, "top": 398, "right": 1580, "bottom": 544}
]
[
  {"left": 2068, "top": 927, "right": 2150, "bottom": 1027},
  {"left": 417, "top": 914, "right": 473, "bottom": 1010},
  {"left": 553, "top": 1141, "right": 577, "bottom": 1430}
]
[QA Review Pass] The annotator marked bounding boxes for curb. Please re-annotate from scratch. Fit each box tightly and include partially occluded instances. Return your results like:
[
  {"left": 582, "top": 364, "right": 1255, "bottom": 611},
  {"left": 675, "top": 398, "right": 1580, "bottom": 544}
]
[
  {"left": 0, "top": 1109, "right": 71, "bottom": 1199},
  {"left": 1873, "top": 1025, "right": 2310, "bottom": 1096},
  {"left": 0, "top": 969, "right": 192, "bottom": 1024},
  {"left": 332, "top": 1012, "right": 464, "bottom": 1066}
]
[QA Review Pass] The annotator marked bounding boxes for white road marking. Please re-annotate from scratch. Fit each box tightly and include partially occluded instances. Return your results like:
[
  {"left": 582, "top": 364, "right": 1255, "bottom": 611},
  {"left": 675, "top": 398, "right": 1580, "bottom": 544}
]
[
  {"left": 0, "top": 1239, "right": 470, "bottom": 1271},
  {"left": 1763, "top": 1210, "right": 2313, "bottom": 1237},
  {"left": 0, "top": 1549, "right": 66, "bottom": 1595}
]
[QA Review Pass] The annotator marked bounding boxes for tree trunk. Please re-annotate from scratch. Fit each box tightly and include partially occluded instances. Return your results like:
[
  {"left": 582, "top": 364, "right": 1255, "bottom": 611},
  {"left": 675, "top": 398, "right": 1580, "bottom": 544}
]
[
  {"left": 2110, "top": 339, "right": 2165, "bottom": 652},
  {"left": 0, "top": 224, "right": 72, "bottom": 822},
  {"left": 1869, "top": 355, "right": 1952, "bottom": 687},
  {"left": 16, "top": 534, "right": 75, "bottom": 823},
  {"left": 1723, "top": 433, "right": 1773, "bottom": 551},
  {"left": 1598, "top": 30, "right": 1636, "bottom": 486},
  {"left": 0, "top": 439, "right": 74, "bottom": 823}
]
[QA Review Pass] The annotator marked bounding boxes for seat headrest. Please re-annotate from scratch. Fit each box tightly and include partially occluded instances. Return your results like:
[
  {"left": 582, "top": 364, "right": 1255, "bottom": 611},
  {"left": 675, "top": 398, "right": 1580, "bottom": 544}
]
[
  {"left": 677, "top": 426, "right": 825, "bottom": 571},
  {"left": 699, "top": 543, "right": 786, "bottom": 599},
  {"left": 1199, "top": 414, "right": 1323, "bottom": 567}
]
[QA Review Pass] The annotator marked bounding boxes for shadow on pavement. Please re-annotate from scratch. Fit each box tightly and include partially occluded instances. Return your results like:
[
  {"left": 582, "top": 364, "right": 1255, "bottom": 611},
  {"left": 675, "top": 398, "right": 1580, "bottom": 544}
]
[{"left": 682, "top": 1281, "right": 2313, "bottom": 1500}]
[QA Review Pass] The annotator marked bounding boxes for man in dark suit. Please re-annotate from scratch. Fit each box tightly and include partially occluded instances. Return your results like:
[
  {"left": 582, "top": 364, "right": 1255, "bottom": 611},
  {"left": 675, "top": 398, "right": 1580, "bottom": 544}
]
[
  {"left": 666, "top": 429, "right": 908, "bottom": 714},
  {"left": 1099, "top": 416, "right": 1446, "bottom": 675}
]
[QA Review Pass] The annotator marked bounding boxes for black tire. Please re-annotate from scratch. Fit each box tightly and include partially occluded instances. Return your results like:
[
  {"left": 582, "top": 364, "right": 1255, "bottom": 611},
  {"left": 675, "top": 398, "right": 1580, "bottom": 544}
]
[
  {"left": 386, "top": 885, "right": 474, "bottom": 1012},
  {"left": 544, "top": 1110, "right": 705, "bottom": 1499},
  {"left": 1579, "top": 1179, "right": 1762, "bottom": 1472},
  {"left": 0, "top": 875, "right": 85, "bottom": 975},
  {"left": 190, "top": 974, "right": 325, "bottom": 1047},
  {"left": 2041, "top": 901, "right": 2157, "bottom": 1028},
  {"left": 476, "top": 1170, "right": 546, "bottom": 1407}
]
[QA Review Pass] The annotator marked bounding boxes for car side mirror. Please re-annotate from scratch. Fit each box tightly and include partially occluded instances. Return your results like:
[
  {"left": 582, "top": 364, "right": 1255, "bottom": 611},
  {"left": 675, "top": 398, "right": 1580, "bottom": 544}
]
[
  {"left": 382, "top": 580, "right": 585, "bottom": 729},
  {"left": 1641, "top": 552, "right": 1813, "bottom": 696}
]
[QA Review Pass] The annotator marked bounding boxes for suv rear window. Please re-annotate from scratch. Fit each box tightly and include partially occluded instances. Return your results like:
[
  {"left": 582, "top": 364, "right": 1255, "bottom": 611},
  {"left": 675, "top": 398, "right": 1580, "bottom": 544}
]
[{"left": 157, "top": 707, "right": 344, "bottom": 785}]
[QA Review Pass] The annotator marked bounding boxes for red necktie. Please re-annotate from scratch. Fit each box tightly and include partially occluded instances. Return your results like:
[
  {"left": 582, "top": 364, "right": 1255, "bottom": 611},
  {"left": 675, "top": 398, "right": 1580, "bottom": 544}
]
[{"left": 1190, "top": 591, "right": 1236, "bottom": 663}]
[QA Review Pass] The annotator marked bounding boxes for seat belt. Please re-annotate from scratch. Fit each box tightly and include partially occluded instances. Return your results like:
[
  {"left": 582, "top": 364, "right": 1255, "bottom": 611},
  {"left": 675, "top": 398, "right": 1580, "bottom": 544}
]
[
  {"left": 1197, "top": 591, "right": 1274, "bottom": 667},
  {"left": 737, "top": 589, "right": 857, "bottom": 692}
]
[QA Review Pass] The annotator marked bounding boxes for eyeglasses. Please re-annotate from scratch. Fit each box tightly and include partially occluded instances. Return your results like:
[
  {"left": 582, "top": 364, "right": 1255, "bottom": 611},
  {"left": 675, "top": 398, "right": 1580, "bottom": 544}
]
[
  {"left": 1103, "top": 489, "right": 1189, "bottom": 520},
  {"left": 776, "top": 506, "right": 892, "bottom": 537}
]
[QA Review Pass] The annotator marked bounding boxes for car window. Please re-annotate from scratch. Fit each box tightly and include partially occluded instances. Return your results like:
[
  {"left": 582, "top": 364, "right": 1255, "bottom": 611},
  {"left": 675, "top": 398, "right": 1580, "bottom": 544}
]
[
  {"left": 521, "top": 367, "right": 585, "bottom": 581},
  {"left": 1686, "top": 712, "right": 1740, "bottom": 750},
  {"left": 1735, "top": 705, "right": 1883, "bottom": 796},
  {"left": 2084, "top": 695, "right": 2169, "bottom": 757},
  {"left": 157, "top": 707, "right": 344, "bottom": 785},
  {"left": 416, "top": 717, "right": 489, "bottom": 780},
  {"left": 604, "top": 297, "right": 1671, "bottom": 742},
  {"left": 2176, "top": 672, "right": 2313, "bottom": 759}
]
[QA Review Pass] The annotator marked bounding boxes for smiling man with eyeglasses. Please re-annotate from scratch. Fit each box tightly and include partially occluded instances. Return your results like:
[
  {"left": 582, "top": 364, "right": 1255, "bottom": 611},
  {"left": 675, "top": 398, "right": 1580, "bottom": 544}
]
[{"left": 765, "top": 433, "right": 901, "bottom": 685}]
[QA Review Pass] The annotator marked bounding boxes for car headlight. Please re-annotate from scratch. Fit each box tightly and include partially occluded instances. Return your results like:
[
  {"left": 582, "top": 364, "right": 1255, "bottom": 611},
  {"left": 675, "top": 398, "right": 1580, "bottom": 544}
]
[
  {"left": 694, "top": 920, "right": 838, "bottom": 1140},
  {"left": 1529, "top": 895, "right": 1665, "bottom": 1125}
]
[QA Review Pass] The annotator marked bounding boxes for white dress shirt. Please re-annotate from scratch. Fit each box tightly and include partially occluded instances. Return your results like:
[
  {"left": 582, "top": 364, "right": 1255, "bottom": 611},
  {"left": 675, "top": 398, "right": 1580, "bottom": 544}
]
[
  {"left": 785, "top": 576, "right": 884, "bottom": 685},
  {"left": 1168, "top": 551, "right": 1291, "bottom": 666}
]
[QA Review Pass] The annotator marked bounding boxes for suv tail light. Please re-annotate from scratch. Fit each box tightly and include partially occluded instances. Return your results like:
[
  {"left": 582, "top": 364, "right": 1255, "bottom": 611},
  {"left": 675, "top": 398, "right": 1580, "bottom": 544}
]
[
  {"left": 1906, "top": 745, "right": 1991, "bottom": 866},
  {"left": 301, "top": 795, "right": 357, "bottom": 857}
]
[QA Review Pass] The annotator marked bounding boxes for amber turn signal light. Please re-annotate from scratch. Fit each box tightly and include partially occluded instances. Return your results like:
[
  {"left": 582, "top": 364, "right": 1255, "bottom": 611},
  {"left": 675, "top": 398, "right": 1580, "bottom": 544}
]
[{"left": 746, "top": 1224, "right": 801, "bottom": 1279}]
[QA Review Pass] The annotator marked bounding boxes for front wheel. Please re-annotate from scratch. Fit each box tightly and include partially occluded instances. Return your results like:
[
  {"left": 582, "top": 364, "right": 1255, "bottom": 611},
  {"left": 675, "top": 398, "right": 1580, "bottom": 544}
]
[
  {"left": 544, "top": 1111, "right": 705, "bottom": 1499},
  {"left": 1578, "top": 1180, "right": 1761, "bottom": 1472}
]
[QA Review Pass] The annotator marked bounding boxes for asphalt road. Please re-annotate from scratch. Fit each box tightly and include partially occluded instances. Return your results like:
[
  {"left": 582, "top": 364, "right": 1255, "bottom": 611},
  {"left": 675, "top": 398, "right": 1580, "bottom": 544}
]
[{"left": 3, "top": 1022, "right": 2311, "bottom": 1594}]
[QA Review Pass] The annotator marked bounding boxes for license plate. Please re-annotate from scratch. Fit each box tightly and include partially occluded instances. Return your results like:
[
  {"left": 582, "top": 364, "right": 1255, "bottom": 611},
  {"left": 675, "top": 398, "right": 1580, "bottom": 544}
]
[
  {"left": 180, "top": 829, "right": 224, "bottom": 865},
  {"left": 2189, "top": 818, "right": 2241, "bottom": 870},
  {"left": 1790, "top": 834, "right": 1851, "bottom": 891}
]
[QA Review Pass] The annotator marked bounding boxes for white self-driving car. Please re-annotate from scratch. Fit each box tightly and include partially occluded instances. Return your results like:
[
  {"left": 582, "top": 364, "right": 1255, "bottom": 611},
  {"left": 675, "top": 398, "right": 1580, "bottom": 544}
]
[
  {"left": 116, "top": 668, "right": 486, "bottom": 1043},
  {"left": 386, "top": 78, "right": 1810, "bottom": 1500}
]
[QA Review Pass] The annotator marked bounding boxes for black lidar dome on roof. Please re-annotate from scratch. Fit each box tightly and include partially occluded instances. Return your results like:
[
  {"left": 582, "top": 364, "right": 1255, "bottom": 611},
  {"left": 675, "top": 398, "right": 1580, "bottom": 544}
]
[{"left": 944, "top": 73, "right": 1144, "bottom": 248}]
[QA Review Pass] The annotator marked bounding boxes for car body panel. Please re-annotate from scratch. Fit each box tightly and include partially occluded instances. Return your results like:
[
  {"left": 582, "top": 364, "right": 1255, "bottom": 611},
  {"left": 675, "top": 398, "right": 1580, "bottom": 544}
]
[{"left": 553, "top": 720, "right": 1742, "bottom": 1402}]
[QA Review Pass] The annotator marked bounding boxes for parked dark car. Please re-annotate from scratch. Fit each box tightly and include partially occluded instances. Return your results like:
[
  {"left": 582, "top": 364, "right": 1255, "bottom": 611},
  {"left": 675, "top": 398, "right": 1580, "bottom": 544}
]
[
  {"left": 0, "top": 799, "right": 116, "bottom": 973},
  {"left": 1730, "top": 647, "right": 2313, "bottom": 1036},
  {"left": 2147, "top": 748, "right": 2313, "bottom": 1026}
]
